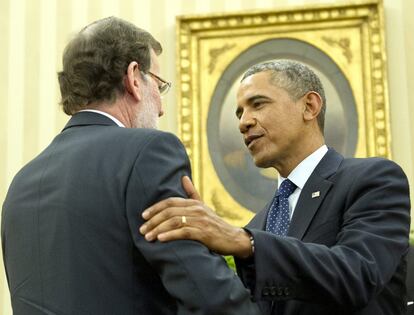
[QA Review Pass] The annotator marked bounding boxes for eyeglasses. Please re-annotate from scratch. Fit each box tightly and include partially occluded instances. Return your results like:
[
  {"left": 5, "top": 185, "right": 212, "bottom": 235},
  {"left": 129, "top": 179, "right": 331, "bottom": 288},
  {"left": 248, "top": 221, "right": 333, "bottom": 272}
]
[{"left": 143, "top": 71, "right": 171, "bottom": 96}]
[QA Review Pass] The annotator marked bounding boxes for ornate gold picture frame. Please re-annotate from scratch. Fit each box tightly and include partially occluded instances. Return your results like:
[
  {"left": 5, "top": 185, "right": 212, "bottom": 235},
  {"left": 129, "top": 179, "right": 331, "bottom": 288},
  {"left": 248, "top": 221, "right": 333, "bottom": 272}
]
[{"left": 177, "top": 0, "right": 390, "bottom": 226}]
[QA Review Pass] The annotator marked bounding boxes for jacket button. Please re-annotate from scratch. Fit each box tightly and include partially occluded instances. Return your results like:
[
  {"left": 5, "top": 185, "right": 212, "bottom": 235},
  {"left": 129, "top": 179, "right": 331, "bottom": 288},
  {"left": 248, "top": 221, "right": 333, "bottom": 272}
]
[
  {"left": 277, "top": 287, "right": 283, "bottom": 296},
  {"left": 262, "top": 287, "right": 270, "bottom": 296},
  {"left": 284, "top": 287, "right": 290, "bottom": 296}
]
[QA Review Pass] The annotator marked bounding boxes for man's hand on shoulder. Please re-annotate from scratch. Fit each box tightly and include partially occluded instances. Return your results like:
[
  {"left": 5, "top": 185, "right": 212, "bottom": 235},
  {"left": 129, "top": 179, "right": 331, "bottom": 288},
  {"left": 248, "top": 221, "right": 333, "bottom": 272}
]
[{"left": 139, "top": 176, "right": 253, "bottom": 259}]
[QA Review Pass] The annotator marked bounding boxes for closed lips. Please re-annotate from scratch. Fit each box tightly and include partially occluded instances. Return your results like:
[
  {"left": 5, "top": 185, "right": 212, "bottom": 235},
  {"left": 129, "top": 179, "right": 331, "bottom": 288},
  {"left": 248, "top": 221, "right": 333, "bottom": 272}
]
[{"left": 244, "top": 135, "right": 263, "bottom": 147}]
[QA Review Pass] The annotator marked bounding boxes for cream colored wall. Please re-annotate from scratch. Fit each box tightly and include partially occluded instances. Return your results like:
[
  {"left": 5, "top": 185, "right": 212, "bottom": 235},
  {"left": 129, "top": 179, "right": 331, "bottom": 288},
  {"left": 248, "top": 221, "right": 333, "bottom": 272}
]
[
  {"left": 385, "top": 0, "right": 414, "bottom": 202},
  {"left": 0, "top": 0, "right": 412, "bottom": 313}
]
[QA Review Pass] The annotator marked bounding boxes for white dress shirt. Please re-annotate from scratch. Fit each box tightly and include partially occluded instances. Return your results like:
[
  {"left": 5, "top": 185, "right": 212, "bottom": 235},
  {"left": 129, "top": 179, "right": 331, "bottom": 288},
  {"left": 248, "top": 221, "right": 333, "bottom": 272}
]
[
  {"left": 278, "top": 145, "right": 328, "bottom": 219},
  {"left": 79, "top": 109, "right": 125, "bottom": 127}
]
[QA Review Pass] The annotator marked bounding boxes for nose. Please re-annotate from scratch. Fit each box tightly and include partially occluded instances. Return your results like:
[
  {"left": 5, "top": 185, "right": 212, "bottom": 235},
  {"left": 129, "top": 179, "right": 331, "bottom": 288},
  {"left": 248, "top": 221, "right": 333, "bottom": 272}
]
[
  {"left": 159, "top": 97, "right": 165, "bottom": 117},
  {"left": 239, "top": 111, "right": 255, "bottom": 134}
]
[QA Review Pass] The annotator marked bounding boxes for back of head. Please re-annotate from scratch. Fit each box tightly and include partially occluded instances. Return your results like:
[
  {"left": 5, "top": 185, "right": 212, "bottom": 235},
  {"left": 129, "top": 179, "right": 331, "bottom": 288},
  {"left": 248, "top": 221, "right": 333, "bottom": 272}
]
[
  {"left": 242, "top": 59, "right": 327, "bottom": 132},
  {"left": 58, "top": 16, "right": 162, "bottom": 115}
]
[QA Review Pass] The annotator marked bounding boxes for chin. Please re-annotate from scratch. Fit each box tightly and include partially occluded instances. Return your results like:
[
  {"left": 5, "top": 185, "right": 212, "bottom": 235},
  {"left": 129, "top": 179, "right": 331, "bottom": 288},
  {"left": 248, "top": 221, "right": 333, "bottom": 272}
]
[
  {"left": 252, "top": 152, "right": 278, "bottom": 169},
  {"left": 134, "top": 114, "right": 159, "bottom": 129},
  {"left": 253, "top": 157, "right": 270, "bottom": 169}
]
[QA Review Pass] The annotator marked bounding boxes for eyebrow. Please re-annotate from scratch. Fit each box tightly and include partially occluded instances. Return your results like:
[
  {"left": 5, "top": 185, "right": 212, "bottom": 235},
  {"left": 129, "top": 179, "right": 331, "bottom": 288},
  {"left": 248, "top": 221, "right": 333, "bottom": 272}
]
[{"left": 246, "top": 94, "right": 272, "bottom": 103}]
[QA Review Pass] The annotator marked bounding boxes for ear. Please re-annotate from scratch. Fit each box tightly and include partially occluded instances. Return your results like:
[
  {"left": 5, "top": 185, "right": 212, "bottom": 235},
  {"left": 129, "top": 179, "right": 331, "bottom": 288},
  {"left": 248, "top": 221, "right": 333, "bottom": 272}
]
[
  {"left": 302, "top": 91, "right": 322, "bottom": 122},
  {"left": 124, "top": 61, "right": 142, "bottom": 102}
]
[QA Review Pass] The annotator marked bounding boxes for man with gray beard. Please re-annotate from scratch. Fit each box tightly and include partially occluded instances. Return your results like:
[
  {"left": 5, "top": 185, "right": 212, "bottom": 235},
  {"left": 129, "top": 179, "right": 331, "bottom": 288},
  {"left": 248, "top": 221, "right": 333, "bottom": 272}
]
[{"left": 1, "top": 17, "right": 262, "bottom": 315}]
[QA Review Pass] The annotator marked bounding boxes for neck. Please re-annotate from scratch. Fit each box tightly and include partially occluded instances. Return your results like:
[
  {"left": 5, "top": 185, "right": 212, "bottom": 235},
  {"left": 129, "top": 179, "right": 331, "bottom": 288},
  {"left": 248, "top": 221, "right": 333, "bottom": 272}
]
[
  {"left": 85, "top": 98, "right": 135, "bottom": 128},
  {"left": 275, "top": 135, "right": 325, "bottom": 177}
]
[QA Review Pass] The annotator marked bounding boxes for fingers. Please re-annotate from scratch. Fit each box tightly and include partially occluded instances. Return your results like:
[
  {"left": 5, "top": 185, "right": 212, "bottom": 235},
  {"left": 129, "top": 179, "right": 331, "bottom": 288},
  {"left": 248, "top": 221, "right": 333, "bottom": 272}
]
[
  {"left": 157, "top": 227, "right": 201, "bottom": 243},
  {"left": 142, "top": 197, "right": 198, "bottom": 220},
  {"left": 182, "top": 176, "right": 201, "bottom": 201},
  {"left": 143, "top": 215, "right": 202, "bottom": 242},
  {"left": 140, "top": 206, "right": 188, "bottom": 235},
  {"left": 141, "top": 177, "right": 200, "bottom": 222},
  {"left": 140, "top": 204, "right": 203, "bottom": 235}
]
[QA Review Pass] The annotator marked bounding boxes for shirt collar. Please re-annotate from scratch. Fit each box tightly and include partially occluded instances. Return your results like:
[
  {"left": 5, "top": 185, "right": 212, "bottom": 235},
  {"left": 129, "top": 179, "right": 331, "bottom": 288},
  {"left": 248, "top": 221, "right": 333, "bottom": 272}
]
[
  {"left": 79, "top": 109, "right": 125, "bottom": 127},
  {"left": 278, "top": 145, "right": 328, "bottom": 190}
]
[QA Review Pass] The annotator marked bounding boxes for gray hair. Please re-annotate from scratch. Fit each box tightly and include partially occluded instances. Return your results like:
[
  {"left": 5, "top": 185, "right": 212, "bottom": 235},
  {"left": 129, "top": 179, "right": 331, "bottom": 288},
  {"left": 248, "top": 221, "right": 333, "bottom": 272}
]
[
  {"left": 242, "top": 60, "right": 326, "bottom": 132},
  {"left": 58, "top": 16, "right": 162, "bottom": 115}
]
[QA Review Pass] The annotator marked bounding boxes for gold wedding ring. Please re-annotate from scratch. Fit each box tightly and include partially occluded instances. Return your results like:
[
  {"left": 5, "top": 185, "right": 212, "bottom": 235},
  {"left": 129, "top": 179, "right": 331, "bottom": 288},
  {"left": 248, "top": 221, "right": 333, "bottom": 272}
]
[{"left": 181, "top": 216, "right": 187, "bottom": 225}]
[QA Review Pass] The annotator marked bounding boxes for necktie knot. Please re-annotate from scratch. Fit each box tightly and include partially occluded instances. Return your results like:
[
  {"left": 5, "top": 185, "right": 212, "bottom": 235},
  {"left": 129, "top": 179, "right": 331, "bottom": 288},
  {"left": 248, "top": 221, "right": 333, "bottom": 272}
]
[{"left": 277, "top": 179, "right": 297, "bottom": 198}]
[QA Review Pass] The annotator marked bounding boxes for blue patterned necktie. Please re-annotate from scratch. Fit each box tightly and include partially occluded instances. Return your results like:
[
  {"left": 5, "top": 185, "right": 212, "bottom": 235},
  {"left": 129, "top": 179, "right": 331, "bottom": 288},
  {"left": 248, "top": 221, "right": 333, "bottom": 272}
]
[{"left": 266, "top": 179, "right": 297, "bottom": 236}]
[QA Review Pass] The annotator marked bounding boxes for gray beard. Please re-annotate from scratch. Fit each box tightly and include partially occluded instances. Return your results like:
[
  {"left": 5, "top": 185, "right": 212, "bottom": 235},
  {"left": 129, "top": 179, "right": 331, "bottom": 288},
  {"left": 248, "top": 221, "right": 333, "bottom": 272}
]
[{"left": 133, "top": 98, "right": 159, "bottom": 129}]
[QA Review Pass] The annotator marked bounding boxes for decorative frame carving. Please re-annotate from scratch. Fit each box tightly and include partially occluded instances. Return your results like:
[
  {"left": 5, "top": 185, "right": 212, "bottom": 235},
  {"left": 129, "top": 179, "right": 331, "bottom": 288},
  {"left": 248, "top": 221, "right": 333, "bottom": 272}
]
[{"left": 177, "top": 0, "right": 390, "bottom": 225}]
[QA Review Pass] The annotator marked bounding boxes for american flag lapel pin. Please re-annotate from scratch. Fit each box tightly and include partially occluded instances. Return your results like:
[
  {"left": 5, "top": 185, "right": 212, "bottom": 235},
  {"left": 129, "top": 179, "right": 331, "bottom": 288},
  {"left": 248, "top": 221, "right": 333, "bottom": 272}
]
[{"left": 311, "top": 191, "right": 320, "bottom": 198}]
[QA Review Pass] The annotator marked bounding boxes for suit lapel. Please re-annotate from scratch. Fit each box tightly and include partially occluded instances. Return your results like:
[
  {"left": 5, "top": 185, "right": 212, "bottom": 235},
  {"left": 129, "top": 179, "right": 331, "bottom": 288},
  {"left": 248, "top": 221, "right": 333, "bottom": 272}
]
[
  {"left": 287, "top": 149, "right": 343, "bottom": 240},
  {"left": 288, "top": 176, "right": 332, "bottom": 239},
  {"left": 246, "top": 201, "right": 271, "bottom": 230}
]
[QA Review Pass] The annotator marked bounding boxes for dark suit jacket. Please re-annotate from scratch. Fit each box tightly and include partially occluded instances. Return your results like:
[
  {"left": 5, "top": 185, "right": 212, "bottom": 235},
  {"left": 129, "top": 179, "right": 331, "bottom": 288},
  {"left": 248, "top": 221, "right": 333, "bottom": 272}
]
[
  {"left": 236, "top": 149, "right": 411, "bottom": 315},
  {"left": 2, "top": 112, "right": 261, "bottom": 315}
]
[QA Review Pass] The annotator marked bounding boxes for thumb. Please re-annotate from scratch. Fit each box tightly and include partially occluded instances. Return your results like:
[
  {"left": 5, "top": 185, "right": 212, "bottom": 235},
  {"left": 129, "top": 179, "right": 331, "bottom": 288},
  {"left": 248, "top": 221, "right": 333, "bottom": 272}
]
[{"left": 182, "top": 176, "right": 201, "bottom": 201}]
